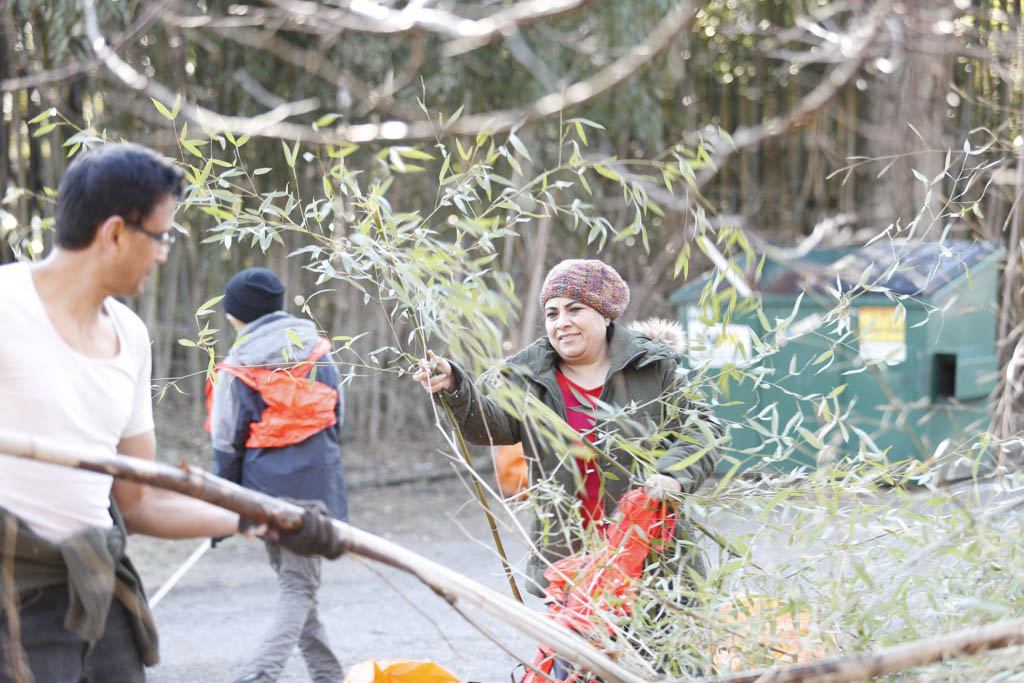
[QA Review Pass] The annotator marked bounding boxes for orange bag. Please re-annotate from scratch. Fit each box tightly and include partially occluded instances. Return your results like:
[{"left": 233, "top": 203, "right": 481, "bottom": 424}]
[
  {"left": 542, "top": 488, "right": 676, "bottom": 634},
  {"left": 494, "top": 442, "right": 528, "bottom": 498},
  {"left": 522, "top": 489, "right": 676, "bottom": 682},
  {"left": 343, "top": 659, "right": 459, "bottom": 683}
]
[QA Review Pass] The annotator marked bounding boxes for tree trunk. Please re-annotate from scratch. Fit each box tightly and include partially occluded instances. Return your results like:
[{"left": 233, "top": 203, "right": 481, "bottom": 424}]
[
  {"left": 0, "top": 7, "right": 12, "bottom": 259},
  {"left": 155, "top": 245, "right": 182, "bottom": 384},
  {"left": 867, "top": 2, "right": 954, "bottom": 230},
  {"left": 518, "top": 210, "right": 552, "bottom": 349}
]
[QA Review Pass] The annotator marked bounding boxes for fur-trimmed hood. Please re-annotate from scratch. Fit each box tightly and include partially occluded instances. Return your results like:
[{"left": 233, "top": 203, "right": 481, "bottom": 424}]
[
  {"left": 628, "top": 317, "right": 686, "bottom": 355},
  {"left": 225, "top": 311, "right": 322, "bottom": 368}
]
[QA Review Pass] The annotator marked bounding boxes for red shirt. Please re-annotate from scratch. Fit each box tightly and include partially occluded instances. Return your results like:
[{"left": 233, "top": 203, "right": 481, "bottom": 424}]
[{"left": 555, "top": 370, "right": 604, "bottom": 529}]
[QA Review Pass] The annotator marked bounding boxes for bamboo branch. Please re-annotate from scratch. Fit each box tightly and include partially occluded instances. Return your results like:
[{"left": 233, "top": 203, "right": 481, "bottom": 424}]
[
  {"left": 1, "top": 0, "right": 170, "bottom": 93},
  {"left": 440, "top": 396, "right": 525, "bottom": 603},
  {"left": 700, "top": 616, "right": 1024, "bottom": 683},
  {"left": 81, "top": 0, "right": 321, "bottom": 137},
  {"left": 628, "top": 1, "right": 891, "bottom": 299},
  {"left": 0, "top": 427, "right": 644, "bottom": 683},
  {"left": 442, "top": 0, "right": 602, "bottom": 57},
  {"left": 158, "top": 3, "right": 424, "bottom": 121},
  {"left": 264, "top": 0, "right": 596, "bottom": 48},
  {"left": 82, "top": 0, "right": 705, "bottom": 144},
  {"left": 405, "top": 301, "right": 524, "bottom": 603}
]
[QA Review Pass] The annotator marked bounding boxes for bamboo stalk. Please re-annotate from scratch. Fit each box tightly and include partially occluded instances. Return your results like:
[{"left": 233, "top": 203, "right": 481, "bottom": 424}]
[
  {"left": 439, "top": 396, "right": 525, "bottom": 603},
  {"left": 701, "top": 616, "right": 1024, "bottom": 683},
  {"left": 148, "top": 538, "right": 212, "bottom": 608},
  {"left": 406, "top": 307, "right": 524, "bottom": 604},
  {"left": 0, "top": 428, "right": 644, "bottom": 683}
]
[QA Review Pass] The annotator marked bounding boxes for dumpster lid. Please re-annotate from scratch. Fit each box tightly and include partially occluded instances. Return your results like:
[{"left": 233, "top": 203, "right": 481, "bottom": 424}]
[
  {"left": 758, "top": 239, "right": 998, "bottom": 297},
  {"left": 828, "top": 239, "right": 997, "bottom": 296}
]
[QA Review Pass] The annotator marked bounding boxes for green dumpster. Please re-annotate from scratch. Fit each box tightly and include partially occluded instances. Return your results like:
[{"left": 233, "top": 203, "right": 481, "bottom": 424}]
[{"left": 670, "top": 239, "right": 1003, "bottom": 474}]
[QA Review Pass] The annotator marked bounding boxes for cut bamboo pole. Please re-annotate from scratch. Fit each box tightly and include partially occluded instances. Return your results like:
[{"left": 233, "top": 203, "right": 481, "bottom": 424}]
[
  {"left": 148, "top": 538, "right": 212, "bottom": 608},
  {"left": 0, "top": 428, "right": 647, "bottom": 683},
  {"left": 700, "top": 616, "right": 1024, "bottom": 683}
]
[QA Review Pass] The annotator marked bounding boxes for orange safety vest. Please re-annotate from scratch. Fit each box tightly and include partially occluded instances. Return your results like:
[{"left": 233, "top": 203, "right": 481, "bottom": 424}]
[{"left": 205, "top": 337, "right": 338, "bottom": 449}]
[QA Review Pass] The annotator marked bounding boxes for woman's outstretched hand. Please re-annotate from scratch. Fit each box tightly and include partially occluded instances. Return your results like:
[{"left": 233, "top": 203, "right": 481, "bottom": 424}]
[
  {"left": 413, "top": 350, "right": 455, "bottom": 394},
  {"left": 643, "top": 473, "right": 682, "bottom": 502}
]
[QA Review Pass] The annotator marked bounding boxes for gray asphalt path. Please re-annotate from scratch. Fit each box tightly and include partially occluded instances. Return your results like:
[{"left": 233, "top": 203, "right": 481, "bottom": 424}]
[
  {"left": 135, "top": 477, "right": 541, "bottom": 683},
  {"left": 132, "top": 473, "right": 1018, "bottom": 682}
]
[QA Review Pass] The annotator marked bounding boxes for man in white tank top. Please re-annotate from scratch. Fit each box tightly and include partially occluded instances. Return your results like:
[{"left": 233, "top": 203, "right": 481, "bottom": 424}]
[{"left": 0, "top": 143, "right": 344, "bottom": 683}]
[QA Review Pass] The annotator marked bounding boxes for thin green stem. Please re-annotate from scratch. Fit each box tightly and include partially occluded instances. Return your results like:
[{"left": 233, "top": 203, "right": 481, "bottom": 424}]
[
  {"left": 413, "top": 318, "right": 524, "bottom": 603},
  {"left": 439, "top": 395, "right": 524, "bottom": 603}
]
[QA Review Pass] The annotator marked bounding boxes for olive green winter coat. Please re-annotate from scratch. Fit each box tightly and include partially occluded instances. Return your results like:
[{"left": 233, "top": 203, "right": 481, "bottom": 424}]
[{"left": 441, "top": 321, "right": 721, "bottom": 597}]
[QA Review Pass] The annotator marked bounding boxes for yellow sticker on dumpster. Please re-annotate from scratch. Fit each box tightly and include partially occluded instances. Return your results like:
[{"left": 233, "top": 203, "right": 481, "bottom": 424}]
[{"left": 858, "top": 306, "right": 906, "bottom": 364}]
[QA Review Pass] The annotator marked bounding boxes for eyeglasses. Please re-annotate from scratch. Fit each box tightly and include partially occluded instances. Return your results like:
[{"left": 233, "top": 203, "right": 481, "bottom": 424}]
[{"left": 125, "top": 221, "right": 176, "bottom": 248}]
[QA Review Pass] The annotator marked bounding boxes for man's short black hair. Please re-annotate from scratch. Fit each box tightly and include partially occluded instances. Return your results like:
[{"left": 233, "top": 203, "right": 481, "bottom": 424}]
[{"left": 55, "top": 142, "right": 185, "bottom": 250}]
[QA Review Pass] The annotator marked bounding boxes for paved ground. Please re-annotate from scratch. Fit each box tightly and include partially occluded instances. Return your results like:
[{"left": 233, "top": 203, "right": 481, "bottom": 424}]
[
  {"left": 125, "top": 463, "right": 1024, "bottom": 683},
  {"left": 132, "top": 476, "right": 543, "bottom": 683}
]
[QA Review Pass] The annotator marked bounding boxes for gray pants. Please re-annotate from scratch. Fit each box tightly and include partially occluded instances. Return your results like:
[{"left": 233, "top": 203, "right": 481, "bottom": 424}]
[{"left": 238, "top": 544, "right": 344, "bottom": 683}]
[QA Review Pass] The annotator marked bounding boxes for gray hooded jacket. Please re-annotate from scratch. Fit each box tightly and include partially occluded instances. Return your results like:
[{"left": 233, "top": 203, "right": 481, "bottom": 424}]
[{"left": 210, "top": 312, "right": 348, "bottom": 521}]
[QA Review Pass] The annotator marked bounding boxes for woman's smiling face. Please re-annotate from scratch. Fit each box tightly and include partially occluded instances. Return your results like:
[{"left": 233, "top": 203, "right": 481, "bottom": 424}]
[{"left": 544, "top": 297, "right": 609, "bottom": 364}]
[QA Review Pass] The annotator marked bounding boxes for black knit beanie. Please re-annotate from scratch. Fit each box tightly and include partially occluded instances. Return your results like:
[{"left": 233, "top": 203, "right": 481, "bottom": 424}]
[{"left": 223, "top": 267, "right": 285, "bottom": 323}]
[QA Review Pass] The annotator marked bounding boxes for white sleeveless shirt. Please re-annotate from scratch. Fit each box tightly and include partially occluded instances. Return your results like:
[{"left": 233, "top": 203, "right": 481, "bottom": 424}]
[{"left": 0, "top": 262, "right": 154, "bottom": 542}]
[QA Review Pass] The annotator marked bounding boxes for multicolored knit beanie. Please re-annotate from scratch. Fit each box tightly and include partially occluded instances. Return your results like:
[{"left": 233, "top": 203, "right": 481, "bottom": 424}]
[{"left": 539, "top": 259, "right": 630, "bottom": 319}]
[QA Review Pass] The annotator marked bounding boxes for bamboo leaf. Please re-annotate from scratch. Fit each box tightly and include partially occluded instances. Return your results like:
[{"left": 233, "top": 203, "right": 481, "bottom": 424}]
[
  {"left": 196, "top": 295, "right": 224, "bottom": 315},
  {"left": 593, "top": 164, "right": 621, "bottom": 182},
  {"left": 396, "top": 147, "right": 435, "bottom": 160},
  {"left": 798, "top": 427, "right": 824, "bottom": 449},
  {"left": 151, "top": 97, "right": 175, "bottom": 120},
  {"left": 28, "top": 108, "right": 56, "bottom": 124},
  {"left": 508, "top": 132, "right": 532, "bottom": 162},
  {"left": 286, "top": 328, "right": 304, "bottom": 349},
  {"left": 827, "top": 384, "right": 847, "bottom": 399},
  {"left": 33, "top": 122, "right": 58, "bottom": 137},
  {"left": 283, "top": 139, "right": 300, "bottom": 168},
  {"left": 315, "top": 113, "right": 341, "bottom": 128},
  {"left": 574, "top": 120, "right": 587, "bottom": 145}
]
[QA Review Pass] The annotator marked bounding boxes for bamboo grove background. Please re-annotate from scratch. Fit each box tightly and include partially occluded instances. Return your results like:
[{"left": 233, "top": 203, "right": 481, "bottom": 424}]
[{"left": 2, "top": 0, "right": 1024, "bottom": 458}]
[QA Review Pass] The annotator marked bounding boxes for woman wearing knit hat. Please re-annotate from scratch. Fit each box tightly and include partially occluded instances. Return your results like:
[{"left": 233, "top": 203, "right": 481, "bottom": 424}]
[{"left": 413, "top": 259, "right": 721, "bottom": 605}]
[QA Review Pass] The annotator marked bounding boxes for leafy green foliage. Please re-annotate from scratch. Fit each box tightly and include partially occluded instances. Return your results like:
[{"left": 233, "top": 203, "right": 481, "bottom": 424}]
[{"left": 6, "top": 1, "right": 1024, "bottom": 679}]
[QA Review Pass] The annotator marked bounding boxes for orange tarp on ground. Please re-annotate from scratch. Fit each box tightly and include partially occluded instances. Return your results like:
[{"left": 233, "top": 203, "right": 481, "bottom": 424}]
[
  {"left": 343, "top": 658, "right": 459, "bottom": 683},
  {"left": 711, "top": 593, "right": 835, "bottom": 672}
]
